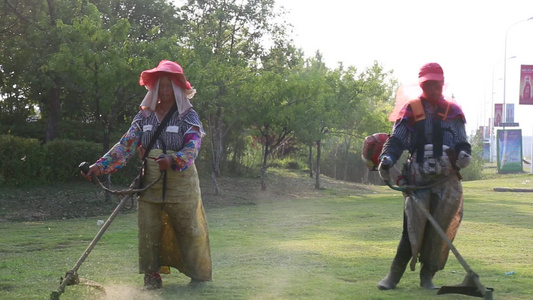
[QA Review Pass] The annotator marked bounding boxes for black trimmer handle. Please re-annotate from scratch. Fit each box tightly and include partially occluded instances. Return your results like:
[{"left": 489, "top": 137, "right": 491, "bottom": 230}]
[
  {"left": 79, "top": 161, "right": 97, "bottom": 184},
  {"left": 79, "top": 162, "right": 90, "bottom": 174}
]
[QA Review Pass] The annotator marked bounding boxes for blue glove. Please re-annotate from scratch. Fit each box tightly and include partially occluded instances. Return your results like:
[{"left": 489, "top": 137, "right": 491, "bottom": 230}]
[
  {"left": 456, "top": 151, "right": 471, "bottom": 169},
  {"left": 378, "top": 155, "right": 394, "bottom": 180}
]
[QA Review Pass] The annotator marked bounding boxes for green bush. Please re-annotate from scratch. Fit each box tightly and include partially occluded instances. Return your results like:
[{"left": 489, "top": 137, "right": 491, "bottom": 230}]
[
  {"left": 43, "top": 138, "right": 144, "bottom": 186},
  {"left": 0, "top": 135, "right": 43, "bottom": 186},
  {"left": 0, "top": 135, "right": 144, "bottom": 187},
  {"left": 57, "top": 120, "right": 106, "bottom": 143},
  {"left": 0, "top": 120, "right": 130, "bottom": 144},
  {"left": 285, "top": 161, "right": 300, "bottom": 169},
  {"left": 0, "top": 121, "right": 46, "bottom": 141},
  {"left": 460, "top": 133, "right": 484, "bottom": 181},
  {"left": 42, "top": 139, "right": 103, "bottom": 182}
]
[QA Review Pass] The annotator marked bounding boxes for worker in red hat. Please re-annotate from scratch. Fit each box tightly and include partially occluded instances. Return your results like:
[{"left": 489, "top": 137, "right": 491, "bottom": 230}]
[
  {"left": 83, "top": 60, "right": 211, "bottom": 289},
  {"left": 376, "top": 62, "right": 471, "bottom": 290}
]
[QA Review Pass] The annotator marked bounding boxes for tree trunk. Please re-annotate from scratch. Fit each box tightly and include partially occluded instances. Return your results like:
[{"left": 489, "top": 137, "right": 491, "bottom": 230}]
[
  {"left": 215, "top": 104, "right": 223, "bottom": 176},
  {"left": 103, "top": 125, "right": 112, "bottom": 202},
  {"left": 260, "top": 141, "right": 269, "bottom": 191},
  {"left": 333, "top": 145, "right": 338, "bottom": 180},
  {"left": 315, "top": 139, "right": 321, "bottom": 189},
  {"left": 211, "top": 171, "right": 220, "bottom": 195},
  {"left": 104, "top": 174, "right": 112, "bottom": 202},
  {"left": 229, "top": 138, "right": 244, "bottom": 174},
  {"left": 102, "top": 126, "right": 111, "bottom": 153},
  {"left": 45, "top": 87, "right": 60, "bottom": 143},
  {"left": 362, "top": 166, "right": 369, "bottom": 184},
  {"left": 343, "top": 137, "right": 351, "bottom": 181},
  {"left": 308, "top": 145, "right": 314, "bottom": 178},
  {"left": 208, "top": 104, "right": 224, "bottom": 195}
]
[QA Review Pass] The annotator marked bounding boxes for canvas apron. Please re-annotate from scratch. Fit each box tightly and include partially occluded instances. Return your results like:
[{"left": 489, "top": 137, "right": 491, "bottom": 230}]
[
  {"left": 404, "top": 144, "right": 463, "bottom": 272},
  {"left": 137, "top": 149, "right": 212, "bottom": 281}
]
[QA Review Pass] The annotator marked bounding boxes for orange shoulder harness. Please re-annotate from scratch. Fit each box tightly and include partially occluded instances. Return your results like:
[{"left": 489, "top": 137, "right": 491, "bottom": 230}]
[{"left": 409, "top": 98, "right": 451, "bottom": 122}]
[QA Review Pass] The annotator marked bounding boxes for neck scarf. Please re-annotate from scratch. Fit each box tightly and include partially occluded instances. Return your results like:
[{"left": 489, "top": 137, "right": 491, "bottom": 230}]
[{"left": 139, "top": 78, "right": 196, "bottom": 117}]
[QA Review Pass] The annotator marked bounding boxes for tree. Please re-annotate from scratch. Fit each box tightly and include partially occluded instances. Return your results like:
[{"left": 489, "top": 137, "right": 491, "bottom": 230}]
[
  {"left": 1, "top": 0, "right": 183, "bottom": 144},
  {"left": 241, "top": 70, "right": 296, "bottom": 190},
  {"left": 1, "top": 0, "right": 77, "bottom": 142},
  {"left": 323, "top": 61, "right": 396, "bottom": 182},
  {"left": 90, "top": 0, "right": 183, "bottom": 41},
  {"left": 177, "top": 0, "right": 290, "bottom": 194},
  {"left": 290, "top": 52, "right": 335, "bottom": 189},
  {"left": 46, "top": 6, "right": 141, "bottom": 151}
]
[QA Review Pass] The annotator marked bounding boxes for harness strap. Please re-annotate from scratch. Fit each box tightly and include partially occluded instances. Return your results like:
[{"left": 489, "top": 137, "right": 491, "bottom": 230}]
[
  {"left": 160, "top": 136, "right": 167, "bottom": 209},
  {"left": 410, "top": 98, "right": 426, "bottom": 122},
  {"left": 410, "top": 98, "right": 451, "bottom": 161},
  {"left": 437, "top": 101, "right": 451, "bottom": 121},
  {"left": 138, "top": 104, "right": 177, "bottom": 198},
  {"left": 409, "top": 99, "right": 427, "bottom": 163},
  {"left": 433, "top": 118, "right": 443, "bottom": 158},
  {"left": 415, "top": 121, "right": 425, "bottom": 163}
]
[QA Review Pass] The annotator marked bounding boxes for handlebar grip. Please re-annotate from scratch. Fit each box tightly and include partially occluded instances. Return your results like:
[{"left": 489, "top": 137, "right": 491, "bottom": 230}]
[{"left": 79, "top": 162, "right": 90, "bottom": 174}]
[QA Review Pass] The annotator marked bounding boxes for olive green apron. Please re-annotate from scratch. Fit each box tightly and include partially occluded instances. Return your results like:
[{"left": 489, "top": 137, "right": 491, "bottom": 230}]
[{"left": 137, "top": 149, "right": 212, "bottom": 281}]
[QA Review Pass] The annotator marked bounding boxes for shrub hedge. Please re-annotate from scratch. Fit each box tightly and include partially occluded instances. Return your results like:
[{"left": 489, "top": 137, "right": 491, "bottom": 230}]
[
  {"left": 0, "top": 135, "right": 43, "bottom": 186},
  {"left": 0, "top": 135, "right": 142, "bottom": 187}
]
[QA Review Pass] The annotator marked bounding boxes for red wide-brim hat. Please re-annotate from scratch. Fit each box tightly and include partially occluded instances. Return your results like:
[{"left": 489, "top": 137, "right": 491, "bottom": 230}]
[{"left": 139, "top": 60, "right": 192, "bottom": 90}]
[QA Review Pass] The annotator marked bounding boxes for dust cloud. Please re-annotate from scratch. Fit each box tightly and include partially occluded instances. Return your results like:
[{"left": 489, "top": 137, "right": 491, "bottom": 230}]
[{"left": 96, "top": 284, "right": 163, "bottom": 300}]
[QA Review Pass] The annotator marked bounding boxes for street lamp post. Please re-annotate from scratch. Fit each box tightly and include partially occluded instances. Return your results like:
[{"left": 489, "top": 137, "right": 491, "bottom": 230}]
[
  {"left": 501, "top": 17, "right": 533, "bottom": 173},
  {"left": 503, "top": 17, "right": 533, "bottom": 127},
  {"left": 491, "top": 57, "right": 515, "bottom": 163},
  {"left": 490, "top": 69, "right": 501, "bottom": 163}
]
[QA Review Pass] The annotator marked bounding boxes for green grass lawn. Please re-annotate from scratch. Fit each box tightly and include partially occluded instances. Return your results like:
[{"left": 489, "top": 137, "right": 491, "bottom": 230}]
[{"left": 1, "top": 171, "right": 532, "bottom": 300}]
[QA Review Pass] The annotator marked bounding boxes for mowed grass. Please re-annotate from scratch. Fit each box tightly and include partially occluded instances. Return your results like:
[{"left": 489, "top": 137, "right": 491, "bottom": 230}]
[{"left": 0, "top": 171, "right": 532, "bottom": 300}]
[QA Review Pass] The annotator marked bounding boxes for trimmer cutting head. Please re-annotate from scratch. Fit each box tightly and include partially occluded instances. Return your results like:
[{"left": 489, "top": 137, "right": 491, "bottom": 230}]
[{"left": 437, "top": 270, "right": 493, "bottom": 299}]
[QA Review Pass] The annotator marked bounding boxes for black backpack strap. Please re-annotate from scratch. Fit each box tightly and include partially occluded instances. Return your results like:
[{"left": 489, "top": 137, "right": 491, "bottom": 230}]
[
  {"left": 414, "top": 121, "right": 425, "bottom": 164},
  {"left": 159, "top": 136, "right": 168, "bottom": 207},
  {"left": 415, "top": 116, "right": 445, "bottom": 162},
  {"left": 142, "top": 104, "right": 177, "bottom": 160},
  {"left": 432, "top": 118, "right": 443, "bottom": 158},
  {"left": 138, "top": 104, "right": 177, "bottom": 192}
]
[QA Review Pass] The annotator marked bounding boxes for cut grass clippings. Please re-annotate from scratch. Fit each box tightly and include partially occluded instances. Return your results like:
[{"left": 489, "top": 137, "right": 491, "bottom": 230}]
[{"left": 0, "top": 170, "right": 532, "bottom": 299}]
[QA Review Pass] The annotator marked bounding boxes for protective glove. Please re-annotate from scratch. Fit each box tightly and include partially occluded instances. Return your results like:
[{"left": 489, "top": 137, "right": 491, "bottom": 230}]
[
  {"left": 396, "top": 176, "right": 407, "bottom": 187},
  {"left": 80, "top": 163, "right": 102, "bottom": 181},
  {"left": 455, "top": 150, "right": 471, "bottom": 169},
  {"left": 378, "top": 155, "right": 394, "bottom": 181}
]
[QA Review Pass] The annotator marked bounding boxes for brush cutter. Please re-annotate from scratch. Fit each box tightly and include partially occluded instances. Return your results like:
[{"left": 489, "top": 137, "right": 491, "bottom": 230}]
[
  {"left": 383, "top": 176, "right": 494, "bottom": 300},
  {"left": 49, "top": 162, "right": 162, "bottom": 300}
]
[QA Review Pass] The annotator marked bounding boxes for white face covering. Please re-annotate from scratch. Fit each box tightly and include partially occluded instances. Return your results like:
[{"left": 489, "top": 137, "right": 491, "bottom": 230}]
[{"left": 139, "top": 78, "right": 195, "bottom": 116}]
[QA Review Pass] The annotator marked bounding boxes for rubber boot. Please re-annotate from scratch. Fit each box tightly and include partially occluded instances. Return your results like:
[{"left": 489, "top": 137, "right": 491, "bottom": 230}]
[
  {"left": 143, "top": 272, "right": 162, "bottom": 290},
  {"left": 419, "top": 264, "right": 438, "bottom": 289},
  {"left": 378, "top": 232, "right": 412, "bottom": 290},
  {"left": 188, "top": 278, "right": 207, "bottom": 287}
]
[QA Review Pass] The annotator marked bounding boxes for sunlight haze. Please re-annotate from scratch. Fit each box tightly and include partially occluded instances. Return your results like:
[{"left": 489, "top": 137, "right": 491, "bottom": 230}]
[{"left": 282, "top": 0, "right": 533, "bottom": 138}]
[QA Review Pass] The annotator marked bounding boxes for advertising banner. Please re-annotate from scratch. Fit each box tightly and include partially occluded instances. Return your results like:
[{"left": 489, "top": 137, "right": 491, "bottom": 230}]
[
  {"left": 519, "top": 64, "right": 533, "bottom": 105},
  {"left": 494, "top": 103, "right": 503, "bottom": 126},
  {"left": 506, "top": 103, "right": 514, "bottom": 123},
  {"left": 483, "top": 142, "right": 490, "bottom": 161},
  {"left": 497, "top": 129, "right": 523, "bottom": 173},
  {"left": 483, "top": 125, "right": 490, "bottom": 141}
]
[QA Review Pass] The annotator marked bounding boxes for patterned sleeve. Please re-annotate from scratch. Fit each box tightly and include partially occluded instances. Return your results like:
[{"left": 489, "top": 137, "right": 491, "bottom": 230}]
[
  {"left": 184, "top": 109, "right": 205, "bottom": 137},
  {"left": 95, "top": 123, "right": 142, "bottom": 174},
  {"left": 380, "top": 119, "right": 412, "bottom": 163},
  {"left": 450, "top": 118, "right": 471, "bottom": 154},
  {"left": 170, "top": 130, "right": 201, "bottom": 172}
]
